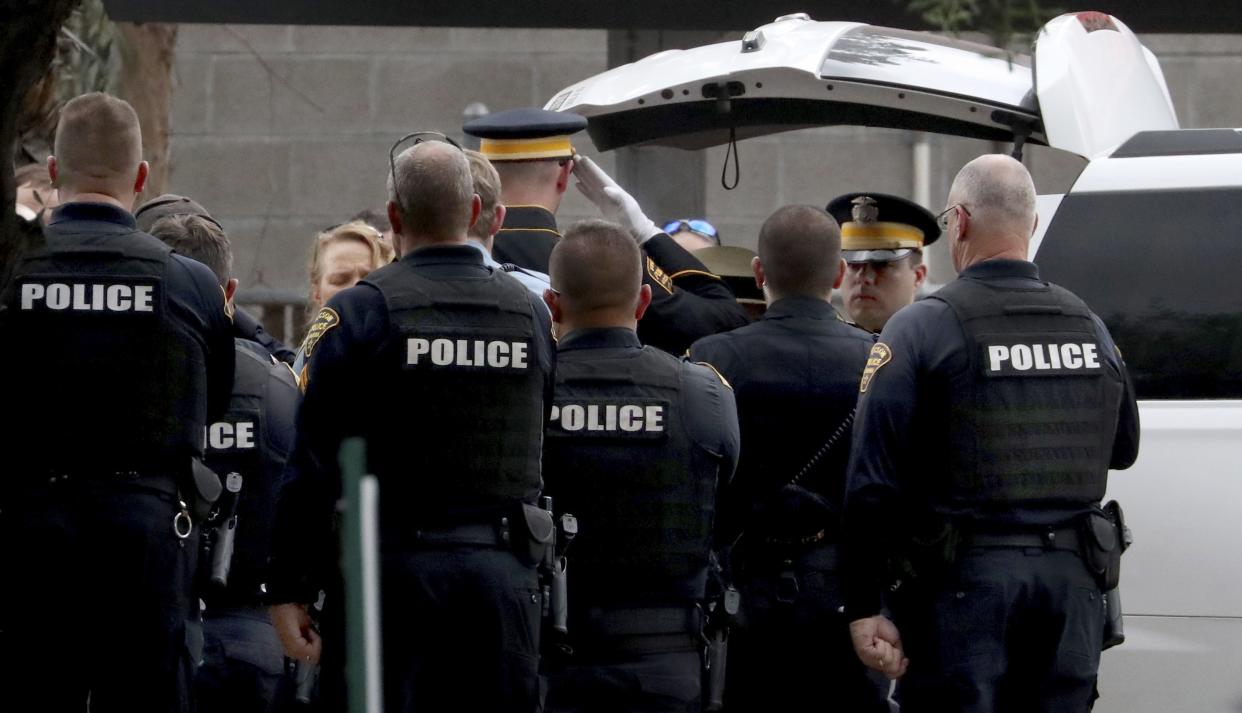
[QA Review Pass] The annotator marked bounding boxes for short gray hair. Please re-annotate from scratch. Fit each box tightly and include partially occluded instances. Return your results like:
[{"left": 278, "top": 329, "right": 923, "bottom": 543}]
[
  {"left": 950, "top": 154, "right": 1036, "bottom": 228},
  {"left": 386, "top": 141, "right": 474, "bottom": 241}
]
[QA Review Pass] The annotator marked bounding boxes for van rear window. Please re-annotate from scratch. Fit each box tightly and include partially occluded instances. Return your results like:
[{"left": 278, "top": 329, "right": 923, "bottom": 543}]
[{"left": 1036, "top": 188, "right": 1242, "bottom": 400}]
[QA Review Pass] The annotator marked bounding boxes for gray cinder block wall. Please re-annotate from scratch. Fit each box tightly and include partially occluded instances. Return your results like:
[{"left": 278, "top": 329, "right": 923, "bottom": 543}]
[{"left": 167, "top": 25, "right": 1240, "bottom": 328}]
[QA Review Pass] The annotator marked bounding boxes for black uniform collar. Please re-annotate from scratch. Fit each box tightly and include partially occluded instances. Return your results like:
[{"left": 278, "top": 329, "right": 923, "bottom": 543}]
[
  {"left": 557, "top": 327, "right": 642, "bottom": 352},
  {"left": 959, "top": 258, "right": 1041, "bottom": 281},
  {"left": 763, "top": 295, "right": 839, "bottom": 321},
  {"left": 48, "top": 201, "right": 137, "bottom": 229},
  {"left": 498, "top": 205, "right": 560, "bottom": 234},
  {"left": 401, "top": 243, "right": 487, "bottom": 267}
]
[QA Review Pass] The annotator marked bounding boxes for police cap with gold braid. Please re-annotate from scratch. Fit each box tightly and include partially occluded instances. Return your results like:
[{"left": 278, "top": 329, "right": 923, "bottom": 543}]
[
  {"left": 826, "top": 192, "right": 940, "bottom": 264},
  {"left": 463, "top": 107, "right": 587, "bottom": 162}
]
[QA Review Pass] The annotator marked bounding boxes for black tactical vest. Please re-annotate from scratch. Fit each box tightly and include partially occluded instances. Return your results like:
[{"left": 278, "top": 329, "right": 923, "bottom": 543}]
[
  {"left": 203, "top": 341, "right": 297, "bottom": 605},
  {"left": 544, "top": 345, "right": 719, "bottom": 607},
  {"left": 364, "top": 263, "right": 546, "bottom": 517},
  {"left": 2, "top": 227, "right": 201, "bottom": 470},
  {"left": 930, "top": 276, "right": 1124, "bottom": 508}
]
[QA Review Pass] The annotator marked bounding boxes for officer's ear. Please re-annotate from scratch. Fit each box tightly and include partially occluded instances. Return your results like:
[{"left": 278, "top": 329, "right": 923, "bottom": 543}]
[
  {"left": 634, "top": 283, "right": 653, "bottom": 321},
  {"left": 46, "top": 155, "right": 58, "bottom": 187},
  {"left": 912, "top": 262, "right": 927, "bottom": 290},
  {"left": 224, "top": 278, "right": 239, "bottom": 305},
  {"left": 555, "top": 159, "right": 574, "bottom": 195},
  {"left": 833, "top": 258, "right": 846, "bottom": 289},
  {"left": 133, "top": 161, "right": 149, "bottom": 196},
  {"left": 491, "top": 203, "right": 507, "bottom": 237},
  {"left": 468, "top": 193, "right": 482, "bottom": 231},
  {"left": 386, "top": 201, "right": 404, "bottom": 240},
  {"left": 751, "top": 256, "right": 765, "bottom": 290},
  {"left": 543, "top": 288, "right": 562, "bottom": 324}
]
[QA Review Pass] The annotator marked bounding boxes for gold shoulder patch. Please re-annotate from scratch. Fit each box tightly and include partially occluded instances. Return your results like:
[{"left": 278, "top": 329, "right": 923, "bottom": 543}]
[
  {"left": 859, "top": 342, "right": 892, "bottom": 393},
  {"left": 694, "top": 361, "right": 732, "bottom": 390},
  {"left": 302, "top": 307, "right": 340, "bottom": 361},
  {"left": 647, "top": 257, "right": 674, "bottom": 294}
]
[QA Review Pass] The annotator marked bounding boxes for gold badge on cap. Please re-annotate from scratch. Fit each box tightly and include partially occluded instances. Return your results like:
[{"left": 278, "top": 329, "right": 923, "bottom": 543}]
[
  {"left": 859, "top": 342, "right": 892, "bottom": 393},
  {"left": 851, "top": 196, "right": 879, "bottom": 224}
]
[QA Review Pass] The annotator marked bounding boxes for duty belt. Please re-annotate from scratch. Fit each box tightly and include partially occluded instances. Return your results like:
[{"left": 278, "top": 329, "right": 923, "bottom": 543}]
[
  {"left": 29, "top": 468, "right": 182, "bottom": 498},
  {"left": 573, "top": 605, "right": 704, "bottom": 656},
  {"left": 406, "top": 521, "right": 508, "bottom": 549},
  {"left": 961, "top": 525, "right": 1082, "bottom": 553}
]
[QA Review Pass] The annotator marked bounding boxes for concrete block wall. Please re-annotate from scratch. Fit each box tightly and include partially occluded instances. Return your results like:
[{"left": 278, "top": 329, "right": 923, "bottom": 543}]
[{"left": 168, "top": 27, "right": 1242, "bottom": 309}]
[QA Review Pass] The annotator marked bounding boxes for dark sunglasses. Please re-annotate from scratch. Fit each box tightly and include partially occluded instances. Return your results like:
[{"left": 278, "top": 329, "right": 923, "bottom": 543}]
[
  {"left": 388, "top": 130, "right": 464, "bottom": 215},
  {"left": 662, "top": 219, "right": 719, "bottom": 243}
]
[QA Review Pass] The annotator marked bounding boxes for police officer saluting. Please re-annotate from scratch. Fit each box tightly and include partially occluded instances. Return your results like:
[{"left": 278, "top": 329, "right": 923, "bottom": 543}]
[
  {"left": 841, "top": 155, "right": 1141, "bottom": 712},
  {"left": 826, "top": 193, "right": 939, "bottom": 334},
  {"left": 541, "top": 219, "right": 739, "bottom": 713},
  {"left": 688, "top": 205, "right": 888, "bottom": 713},
  {"left": 463, "top": 107, "right": 587, "bottom": 273},
  {"left": 0, "top": 92, "right": 235, "bottom": 713},
  {"left": 267, "top": 135, "right": 555, "bottom": 712},
  {"left": 146, "top": 212, "right": 300, "bottom": 713}
]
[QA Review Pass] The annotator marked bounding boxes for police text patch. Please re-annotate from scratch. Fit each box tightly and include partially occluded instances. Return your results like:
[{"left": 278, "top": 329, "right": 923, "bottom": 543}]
[
  {"left": 859, "top": 342, "right": 891, "bottom": 393},
  {"left": 647, "top": 257, "right": 674, "bottom": 294},
  {"left": 404, "top": 329, "right": 532, "bottom": 373},
  {"left": 981, "top": 335, "right": 1104, "bottom": 377},
  {"left": 18, "top": 276, "right": 160, "bottom": 314},
  {"left": 548, "top": 398, "right": 670, "bottom": 441},
  {"left": 206, "top": 419, "right": 259, "bottom": 452},
  {"left": 302, "top": 307, "right": 340, "bottom": 359}
]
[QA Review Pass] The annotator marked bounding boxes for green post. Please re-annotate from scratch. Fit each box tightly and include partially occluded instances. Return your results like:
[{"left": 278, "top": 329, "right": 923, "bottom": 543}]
[{"left": 339, "top": 437, "right": 383, "bottom": 713}]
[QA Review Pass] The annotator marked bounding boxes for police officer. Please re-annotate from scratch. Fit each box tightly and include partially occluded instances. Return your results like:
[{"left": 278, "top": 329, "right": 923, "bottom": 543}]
[
  {"left": 826, "top": 193, "right": 939, "bottom": 334},
  {"left": 841, "top": 155, "right": 1141, "bottom": 712},
  {"left": 136, "top": 194, "right": 299, "bottom": 365},
  {"left": 267, "top": 137, "right": 555, "bottom": 713},
  {"left": 0, "top": 92, "right": 235, "bottom": 713},
  {"left": 463, "top": 107, "right": 587, "bottom": 273},
  {"left": 147, "top": 213, "right": 300, "bottom": 713},
  {"left": 463, "top": 148, "right": 552, "bottom": 304},
  {"left": 573, "top": 155, "right": 750, "bottom": 354},
  {"left": 541, "top": 219, "right": 739, "bottom": 713},
  {"left": 688, "top": 205, "right": 887, "bottom": 713}
]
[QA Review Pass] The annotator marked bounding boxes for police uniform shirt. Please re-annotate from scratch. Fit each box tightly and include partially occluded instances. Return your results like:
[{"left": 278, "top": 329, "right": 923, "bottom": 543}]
[
  {"left": 0, "top": 201, "right": 235, "bottom": 465},
  {"left": 543, "top": 327, "right": 740, "bottom": 605},
  {"left": 688, "top": 296, "right": 873, "bottom": 544},
  {"left": 267, "top": 243, "right": 555, "bottom": 603},
  {"left": 491, "top": 205, "right": 561, "bottom": 274},
  {"left": 464, "top": 238, "right": 552, "bottom": 309},
  {"left": 840, "top": 259, "right": 1141, "bottom": 619},
  {"left": 639, "top": 232, "right": 751, "bottom": 355},
  {"left": 203, "top": 338, "right": 300, "bottom": 606}
]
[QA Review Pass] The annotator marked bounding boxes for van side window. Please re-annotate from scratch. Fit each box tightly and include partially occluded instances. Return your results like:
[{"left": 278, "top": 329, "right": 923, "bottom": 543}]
[{"left": 1036, "top": 188, "right": 1242, "bottom": 400}]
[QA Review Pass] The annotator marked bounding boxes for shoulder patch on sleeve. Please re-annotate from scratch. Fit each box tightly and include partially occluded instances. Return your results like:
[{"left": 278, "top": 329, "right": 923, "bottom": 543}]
[
  {"left": 859, "top": 342, "right": 892, "bottom": 393},
  {"left": 647, "top": 257, "right": 674, "bottom": 294},
  {"left": 302, "top": 307, "right": 340, "bottom": 361},
  {"left": 694, "top": 361, "right": 732, "bottom": 390}
]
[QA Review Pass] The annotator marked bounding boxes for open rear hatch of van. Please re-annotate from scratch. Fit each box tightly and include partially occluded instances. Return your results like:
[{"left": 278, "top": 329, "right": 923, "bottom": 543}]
[{"left": 548, "top": 11, "right": 1178, "bottom": 159}]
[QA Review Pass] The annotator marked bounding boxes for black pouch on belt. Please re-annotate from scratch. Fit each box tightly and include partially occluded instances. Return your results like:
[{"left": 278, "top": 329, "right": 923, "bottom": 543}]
[
  {"left": 189, "top": 457, "right": 223, "bottom": 521},
  {"left": 511, "top": 502, "right": 555, "bottom": 566},
  {"left": 1080, "top": 501, "right": 1125, "bottom": 591}
]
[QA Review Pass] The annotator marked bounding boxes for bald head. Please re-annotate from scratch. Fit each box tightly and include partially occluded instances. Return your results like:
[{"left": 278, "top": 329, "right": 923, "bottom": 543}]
[
  {"left": 757, "top": 205, "right": 842, "bottom": 301},
  {"left": 51, "top": 93, "right": 145, "bottom": 203},
  {"left": 547, "top": 219, "right": 649, "bottom": 332},
  {"left": 387, "top": 141, "right": 476, "bottom": 246},
  {"left": 946, "top": 154, "right": 1038, "bottom": 270}
]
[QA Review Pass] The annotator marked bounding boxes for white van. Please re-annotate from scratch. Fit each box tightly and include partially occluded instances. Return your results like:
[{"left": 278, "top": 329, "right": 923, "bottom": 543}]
[{"left": 548, "top": 12, "right": 1242, "bottom": 712}]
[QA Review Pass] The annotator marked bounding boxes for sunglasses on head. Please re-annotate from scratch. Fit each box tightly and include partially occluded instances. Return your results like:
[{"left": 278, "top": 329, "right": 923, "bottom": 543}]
[
  {"left": 388, "top": 130, "right": 464, "bottom": 215},
  {"left": 662, "top": 219, "right": 719, "bottom": 242}
]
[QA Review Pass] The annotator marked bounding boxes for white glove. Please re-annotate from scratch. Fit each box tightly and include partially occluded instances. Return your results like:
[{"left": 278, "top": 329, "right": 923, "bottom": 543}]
[{"left": 572, "top": 155, "right": 660, "bottom": 244}]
